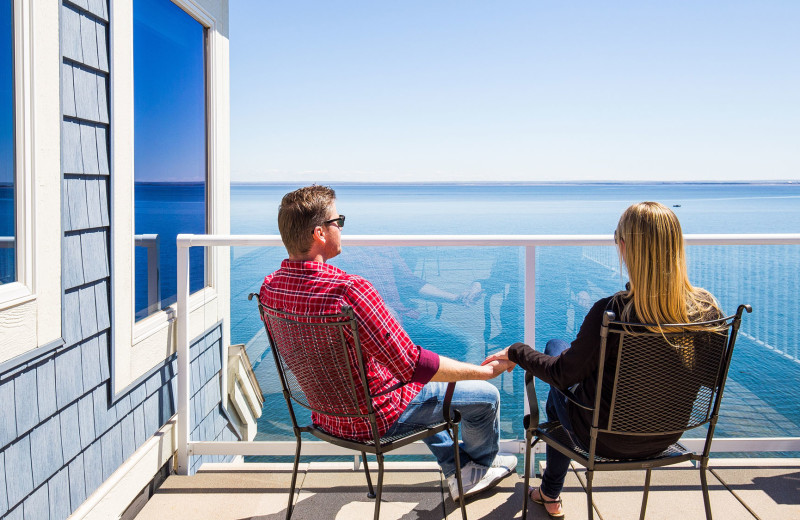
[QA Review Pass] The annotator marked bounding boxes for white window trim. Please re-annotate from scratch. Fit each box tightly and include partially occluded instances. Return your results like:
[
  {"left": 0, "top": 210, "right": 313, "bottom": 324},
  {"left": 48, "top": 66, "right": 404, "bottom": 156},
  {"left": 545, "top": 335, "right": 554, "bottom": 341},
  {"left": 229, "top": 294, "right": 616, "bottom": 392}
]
[
  {"left": 111, "top": 0, "right": 230, "bottom": 396},
  {"left": 0, "top": 0, "right": 62, "bottom": 363}
]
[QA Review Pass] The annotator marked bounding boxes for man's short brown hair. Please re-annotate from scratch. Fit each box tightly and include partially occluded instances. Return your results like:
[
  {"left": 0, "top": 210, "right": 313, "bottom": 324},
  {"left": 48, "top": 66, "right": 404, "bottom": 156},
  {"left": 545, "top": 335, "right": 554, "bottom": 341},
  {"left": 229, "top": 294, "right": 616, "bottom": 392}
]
[{"left": 277, "top": 185, "right": 337, "bottom": 256}]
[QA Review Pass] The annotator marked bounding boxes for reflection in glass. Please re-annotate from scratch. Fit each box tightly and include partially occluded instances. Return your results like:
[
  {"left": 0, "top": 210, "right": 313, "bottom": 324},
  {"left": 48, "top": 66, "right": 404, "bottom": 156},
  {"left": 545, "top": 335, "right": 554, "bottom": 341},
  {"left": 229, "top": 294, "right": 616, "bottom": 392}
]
[
  {"left": 133, "top": 0, "right": 206, "bottom": 320},
  {"left": 0, "top": 0, "right": 15, "bottom": 284}
]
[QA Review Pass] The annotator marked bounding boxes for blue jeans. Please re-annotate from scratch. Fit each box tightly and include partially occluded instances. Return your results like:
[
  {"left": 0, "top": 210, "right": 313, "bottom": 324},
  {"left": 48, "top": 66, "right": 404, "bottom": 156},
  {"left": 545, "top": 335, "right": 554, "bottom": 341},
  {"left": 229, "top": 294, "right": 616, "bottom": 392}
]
[
  {"left": 540, "top": 339, "right": 585, "bottom": 498},
  {"left": 384, "top": 380, "right": 500, "bottom": 478}
]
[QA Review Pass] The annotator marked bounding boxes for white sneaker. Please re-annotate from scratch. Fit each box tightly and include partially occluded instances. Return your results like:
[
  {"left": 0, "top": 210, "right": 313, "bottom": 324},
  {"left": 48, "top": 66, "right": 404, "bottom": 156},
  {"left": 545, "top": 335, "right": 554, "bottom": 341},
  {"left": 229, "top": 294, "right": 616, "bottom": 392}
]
[{"left": 447, "top": 452, "right": 518, "bottom": 501}]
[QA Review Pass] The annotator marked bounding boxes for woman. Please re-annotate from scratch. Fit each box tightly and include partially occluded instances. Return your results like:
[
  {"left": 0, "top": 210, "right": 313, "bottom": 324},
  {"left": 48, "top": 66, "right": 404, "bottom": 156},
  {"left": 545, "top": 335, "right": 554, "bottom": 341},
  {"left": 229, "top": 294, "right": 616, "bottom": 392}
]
[{"left": 484, "top": 201, "right": 722, "bottom": 518}]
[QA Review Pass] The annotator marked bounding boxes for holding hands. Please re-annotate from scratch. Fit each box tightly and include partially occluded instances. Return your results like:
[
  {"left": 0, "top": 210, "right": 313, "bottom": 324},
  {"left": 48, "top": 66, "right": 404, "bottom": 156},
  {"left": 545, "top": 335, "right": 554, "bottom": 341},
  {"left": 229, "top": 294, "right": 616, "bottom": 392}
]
[{"left": 482, "top": 346, "right": 516, "bottom": 374}]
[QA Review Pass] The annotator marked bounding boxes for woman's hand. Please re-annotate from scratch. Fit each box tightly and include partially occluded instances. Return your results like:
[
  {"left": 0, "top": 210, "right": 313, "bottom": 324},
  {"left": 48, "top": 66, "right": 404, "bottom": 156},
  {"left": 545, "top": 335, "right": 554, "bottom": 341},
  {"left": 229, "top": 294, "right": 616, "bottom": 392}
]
[{"left": 482, "top": 347, "right": 515, "bottom": 372}]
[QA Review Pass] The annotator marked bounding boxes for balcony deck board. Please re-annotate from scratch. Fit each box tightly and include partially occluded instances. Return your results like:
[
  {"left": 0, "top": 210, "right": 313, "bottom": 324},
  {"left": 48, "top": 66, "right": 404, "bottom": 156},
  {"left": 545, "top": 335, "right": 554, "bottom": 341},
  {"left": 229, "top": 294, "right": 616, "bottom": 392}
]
[{"left": 134, "top": 459, "right": 799, "bottom": 519}]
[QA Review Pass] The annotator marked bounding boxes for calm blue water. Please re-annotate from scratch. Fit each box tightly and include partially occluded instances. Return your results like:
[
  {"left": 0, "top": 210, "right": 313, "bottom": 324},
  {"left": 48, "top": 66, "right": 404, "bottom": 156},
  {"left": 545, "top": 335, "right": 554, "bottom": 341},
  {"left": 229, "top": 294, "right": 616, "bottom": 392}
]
[{"left": 142, "top": 182, "right": 800, "bottom": 450}]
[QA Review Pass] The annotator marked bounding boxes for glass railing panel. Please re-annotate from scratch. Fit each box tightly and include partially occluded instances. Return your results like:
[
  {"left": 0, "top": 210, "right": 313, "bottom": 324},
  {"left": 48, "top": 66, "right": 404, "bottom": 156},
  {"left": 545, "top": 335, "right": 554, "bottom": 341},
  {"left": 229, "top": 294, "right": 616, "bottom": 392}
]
[{"left": 227, "top": 241, "right": 800, "bottom": 454}]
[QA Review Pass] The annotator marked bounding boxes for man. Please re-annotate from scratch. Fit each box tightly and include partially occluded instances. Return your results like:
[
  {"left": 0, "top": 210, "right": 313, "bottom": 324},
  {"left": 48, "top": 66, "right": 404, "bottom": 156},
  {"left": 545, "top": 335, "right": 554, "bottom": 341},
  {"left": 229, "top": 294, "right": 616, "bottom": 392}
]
[{"left": 259, "top": 185, "right": 517, "bottom": 501}]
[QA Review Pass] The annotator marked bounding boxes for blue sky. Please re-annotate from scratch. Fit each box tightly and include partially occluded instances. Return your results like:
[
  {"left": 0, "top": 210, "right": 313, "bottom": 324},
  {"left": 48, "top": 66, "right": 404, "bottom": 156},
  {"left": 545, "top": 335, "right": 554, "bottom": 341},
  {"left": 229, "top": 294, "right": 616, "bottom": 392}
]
[{"left": 230, "top": 1, "right": 799, "bottom": 183}]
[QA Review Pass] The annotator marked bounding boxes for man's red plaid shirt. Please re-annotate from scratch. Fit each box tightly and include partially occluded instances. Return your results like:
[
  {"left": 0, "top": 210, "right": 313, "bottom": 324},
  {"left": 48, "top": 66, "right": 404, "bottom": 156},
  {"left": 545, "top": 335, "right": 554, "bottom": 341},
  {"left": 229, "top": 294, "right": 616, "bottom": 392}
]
[{"left": 259, "top": 260, "right": 440, "bottom": 441}]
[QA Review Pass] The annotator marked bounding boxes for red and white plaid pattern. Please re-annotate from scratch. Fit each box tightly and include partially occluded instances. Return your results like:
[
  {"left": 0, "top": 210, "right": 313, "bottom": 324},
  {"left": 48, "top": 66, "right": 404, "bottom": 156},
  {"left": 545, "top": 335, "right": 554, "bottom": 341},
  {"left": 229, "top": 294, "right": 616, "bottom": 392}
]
[{"left": 260, "top": 260, "right": 424, "bottom": 441}]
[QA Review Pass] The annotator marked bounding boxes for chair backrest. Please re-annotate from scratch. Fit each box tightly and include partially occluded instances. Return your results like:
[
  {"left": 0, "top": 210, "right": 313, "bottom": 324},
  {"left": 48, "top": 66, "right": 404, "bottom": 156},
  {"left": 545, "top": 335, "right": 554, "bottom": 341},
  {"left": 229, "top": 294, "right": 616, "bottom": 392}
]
[
  {"left": 594, "top": 305, "right": 748, "bottom": 439},
  {"left": 257, "top": 302, "right": 379, "bottom": 438}
]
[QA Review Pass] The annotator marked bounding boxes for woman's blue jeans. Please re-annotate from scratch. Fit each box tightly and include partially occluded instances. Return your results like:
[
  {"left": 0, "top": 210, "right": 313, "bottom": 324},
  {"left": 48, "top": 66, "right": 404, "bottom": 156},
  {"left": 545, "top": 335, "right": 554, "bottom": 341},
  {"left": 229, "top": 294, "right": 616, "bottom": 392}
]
[
  {"left": 384, "top": 380, "right": 501, "bottom": 478},
  {"left": 539, "top": 338, "right": 584, "bottom": 498}
]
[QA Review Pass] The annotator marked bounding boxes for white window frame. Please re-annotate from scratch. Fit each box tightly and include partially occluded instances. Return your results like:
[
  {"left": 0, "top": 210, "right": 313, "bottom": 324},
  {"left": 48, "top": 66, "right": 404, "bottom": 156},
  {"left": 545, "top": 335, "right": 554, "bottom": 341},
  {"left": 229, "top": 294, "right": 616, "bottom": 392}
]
[
  {"left": 110, "top": 0, "right": 230, "bottom": 396},
  {"left": 0, "top": 0, "right": 62, "bottom": 362}
]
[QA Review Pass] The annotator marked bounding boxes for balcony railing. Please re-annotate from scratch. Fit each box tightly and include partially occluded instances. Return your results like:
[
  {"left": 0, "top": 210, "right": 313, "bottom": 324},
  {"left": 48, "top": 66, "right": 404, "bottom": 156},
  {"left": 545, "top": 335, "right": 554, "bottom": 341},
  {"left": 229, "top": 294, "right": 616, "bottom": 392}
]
[{"left": 175, "top": 233, "right": 800, "bottom": 475}]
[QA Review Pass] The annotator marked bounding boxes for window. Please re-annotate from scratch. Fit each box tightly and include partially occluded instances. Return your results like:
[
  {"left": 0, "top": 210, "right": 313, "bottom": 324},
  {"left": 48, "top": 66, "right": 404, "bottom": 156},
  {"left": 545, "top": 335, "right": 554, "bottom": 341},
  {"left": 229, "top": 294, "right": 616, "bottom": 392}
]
[
  {"left": 0, "top": 0, "right": 14, "bottom": 285},
  {"left": 133, "top": 0, "right": 206, "bottom": 321}
]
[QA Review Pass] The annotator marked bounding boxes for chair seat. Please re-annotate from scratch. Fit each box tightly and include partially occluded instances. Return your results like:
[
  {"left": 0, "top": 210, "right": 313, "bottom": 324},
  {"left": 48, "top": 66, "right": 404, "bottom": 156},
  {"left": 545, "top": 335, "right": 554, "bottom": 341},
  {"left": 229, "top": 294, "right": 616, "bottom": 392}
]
[
  {"left": 310, "top": 421, "right": 450, "bottom": 450},
  {"left": 536, "top": 420, "right": 692, "bottom": 468}
]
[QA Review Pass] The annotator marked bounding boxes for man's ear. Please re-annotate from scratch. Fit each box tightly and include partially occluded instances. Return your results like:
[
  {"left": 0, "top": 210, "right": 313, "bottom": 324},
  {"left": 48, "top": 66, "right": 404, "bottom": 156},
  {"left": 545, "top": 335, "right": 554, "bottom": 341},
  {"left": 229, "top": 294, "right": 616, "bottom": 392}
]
[{"left": 312, "top": 225, "right": 326, "bottom": 245}]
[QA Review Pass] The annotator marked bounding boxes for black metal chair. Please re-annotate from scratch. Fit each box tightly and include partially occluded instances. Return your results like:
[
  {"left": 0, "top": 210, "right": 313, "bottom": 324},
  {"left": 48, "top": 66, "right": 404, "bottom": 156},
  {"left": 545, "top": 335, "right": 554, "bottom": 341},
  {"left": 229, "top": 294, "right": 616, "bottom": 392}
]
[
  {"left": 522, "top": 305, "right": 751, "bottom": 520},
  {"left": 250, "top": 295, "right": 469, "bottom": 520}
]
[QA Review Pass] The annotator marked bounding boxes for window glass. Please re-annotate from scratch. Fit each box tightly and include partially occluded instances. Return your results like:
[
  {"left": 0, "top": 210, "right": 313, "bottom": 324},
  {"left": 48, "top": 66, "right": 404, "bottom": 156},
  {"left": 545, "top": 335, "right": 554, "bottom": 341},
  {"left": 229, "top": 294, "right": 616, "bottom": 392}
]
[
  {"left": 0, "top": 0, "right": 14, "bottom": 285},
  {"left": 134, "top": 0, "right": 206, "bottom": 320}
]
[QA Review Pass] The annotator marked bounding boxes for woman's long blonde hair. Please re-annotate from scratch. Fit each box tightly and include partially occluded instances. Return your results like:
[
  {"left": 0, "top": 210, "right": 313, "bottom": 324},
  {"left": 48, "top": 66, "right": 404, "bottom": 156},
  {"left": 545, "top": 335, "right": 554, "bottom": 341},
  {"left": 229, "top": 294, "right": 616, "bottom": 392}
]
[{"left": 616, "top": 202, "right": 720, "bottom": 331}]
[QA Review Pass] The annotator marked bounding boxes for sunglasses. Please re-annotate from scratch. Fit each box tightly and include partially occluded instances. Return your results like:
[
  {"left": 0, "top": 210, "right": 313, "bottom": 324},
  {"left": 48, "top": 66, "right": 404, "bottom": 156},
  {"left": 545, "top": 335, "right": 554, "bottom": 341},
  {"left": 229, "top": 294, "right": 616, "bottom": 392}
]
[{"left": 324, "top": 215, "right": 345, "bottom": 228}]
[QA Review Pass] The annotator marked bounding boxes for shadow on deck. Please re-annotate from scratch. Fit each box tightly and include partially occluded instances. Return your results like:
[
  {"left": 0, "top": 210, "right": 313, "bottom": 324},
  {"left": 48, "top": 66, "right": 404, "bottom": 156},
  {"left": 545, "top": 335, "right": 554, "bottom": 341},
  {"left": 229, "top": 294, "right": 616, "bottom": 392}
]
[{"left": 134, "top": 459, "right": 800, "bottom": 519}]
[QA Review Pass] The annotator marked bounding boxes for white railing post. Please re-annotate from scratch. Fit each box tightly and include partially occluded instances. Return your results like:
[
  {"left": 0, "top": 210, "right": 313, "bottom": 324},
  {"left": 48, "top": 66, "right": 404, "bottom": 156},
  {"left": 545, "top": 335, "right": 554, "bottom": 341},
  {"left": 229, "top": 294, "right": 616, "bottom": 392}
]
[
  {"left": 523, "top": 246, "right": 536, "bottom": 419},
  {"left": 177, "top": 237, "right": 191, "bottom": 475}
]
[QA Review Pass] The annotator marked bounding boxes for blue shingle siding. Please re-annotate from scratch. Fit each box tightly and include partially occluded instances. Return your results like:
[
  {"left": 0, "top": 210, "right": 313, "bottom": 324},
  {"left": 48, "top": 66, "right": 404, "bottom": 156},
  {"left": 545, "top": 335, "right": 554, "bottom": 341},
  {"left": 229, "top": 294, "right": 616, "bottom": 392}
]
[
  {"left": 84, "top": 0, "right": 108, "bottom": 21},
  {"left": 81, "top": 233, "right": 108, "bottom": 281},
  {"left": 62, "top": 63, "right": 76, "bottom": 118},
  {"left": 85, "top": 177, "right": 102, "bottom": 228},
  {"left": 0, "top": 451, "right": 7, "bottom": 516},
  {"left": 55, "top": 345, "right": 83, "bottom": 409},
  {"left": 61, "top": 5, "right": 83, "bottom": 63},
  {"left": 5, "top": 505, "right": 23, "bottom": 520},
  {"left": 76, "top": 394, "right": 95, "bottom": 450},
  {"left": 67, "top": 454, "right": 86, "bottom": 510},
  {"left": 65, "top": 177, "right": 89, "bottom": 232},
  {"left": 61, "top": 123, "right": 84, "bottom": 174},
  {"left": 59, "top": 403, "right": 81, "bottom": 462},
  {"left": 79, "top": 13, "right": 100, "bottom": 70},
  {"left": 120, "top": 414, "right": 135, "bottom": 461},
  {"left": 23, "top": 484, "right": 49, "bottom": 520},
  {"left": 49, "top": 468, "right": 72, "bottom": 520},
  {"left": 4, "top": 436, "right": 33, "bottom": 506},
  {"left": 82, "top": 441, "right": 103, "bottom": 496},
  {"left": 14, "top": 370, "right": 40, "bottom": 436},
  {"left": 97, "top": 177, "right": 109, "bottom": 225},
  {"left": 30, "top": 415, "right": 64, "bottom": 488},
  {"left": 95, "top": 282, "right": 111, "bottom": 331},
  {"left": 36, "top": 358, "right": 58, "bottom": 421},
  {"left": 78, "top": 284, "right": 99, "bottom": 338},
  {"left": 92, "top": 385, "right": 115, "bottom": 436},
  {"left": 79, "top": 123, "right": 100, "bottom": 173},
  {"left": 100, "top": 425, "right": 122, "bottom": 481},
  {"left": 81, "top": 336, "right": 102, "bottom": 391},
  {"left": 132, "top": 404, "right": 146, "bottom": 448},
  {"left": 0, "top": 378, "right": 16, "bottom": 447},
  {"left": 74, "top": 69, "right": 100, "bottom": 124},
  {"left": 62, "top": 233, "right": 84, "bottom": 288}
]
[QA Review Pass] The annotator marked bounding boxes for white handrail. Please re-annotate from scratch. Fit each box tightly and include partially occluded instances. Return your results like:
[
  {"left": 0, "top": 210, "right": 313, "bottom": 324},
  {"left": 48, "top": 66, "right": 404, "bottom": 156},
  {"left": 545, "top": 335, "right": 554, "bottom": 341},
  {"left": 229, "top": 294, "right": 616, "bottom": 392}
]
[
  {"left": 177, "top": 233, "right": 800, "bottom": 247},
  {"left": 175, "top": 233, "right": 800, "bottom": 475}
]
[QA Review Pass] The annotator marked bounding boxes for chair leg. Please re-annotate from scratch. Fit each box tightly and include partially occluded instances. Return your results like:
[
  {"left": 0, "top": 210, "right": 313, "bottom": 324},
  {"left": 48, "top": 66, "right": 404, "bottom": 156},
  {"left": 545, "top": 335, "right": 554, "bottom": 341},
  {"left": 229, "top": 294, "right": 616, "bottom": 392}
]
[
  {"left": 586, "top": 470, "right": 594, "bottom": 520},
  {"left": 700, "top": 463, "right": 713, "bottom": 520},
  {"left": 451, "top": 423, "right": 467, "bottom": 520},
  {"left": 639, "top": 468, "right": 652, "bottom": 520},
  {"left": 373, "top": 454, "right": 385, "bottom": 520},
  {"left": 286, "top": 437, "right": 302, "bottom": 520},
  {"left": 522, "top": 432, "right": 534, "bottom": 518},
  {"left": 361, "top": 451, "right": 376, "bottom": 499}
]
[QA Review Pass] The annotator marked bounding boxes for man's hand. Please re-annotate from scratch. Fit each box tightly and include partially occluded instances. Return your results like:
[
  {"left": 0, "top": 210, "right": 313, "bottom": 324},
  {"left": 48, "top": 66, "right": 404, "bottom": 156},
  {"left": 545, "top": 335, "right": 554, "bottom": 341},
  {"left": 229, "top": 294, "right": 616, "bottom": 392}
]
[{"left": 482, "top": 358, "right": 516, "bottom": 378}]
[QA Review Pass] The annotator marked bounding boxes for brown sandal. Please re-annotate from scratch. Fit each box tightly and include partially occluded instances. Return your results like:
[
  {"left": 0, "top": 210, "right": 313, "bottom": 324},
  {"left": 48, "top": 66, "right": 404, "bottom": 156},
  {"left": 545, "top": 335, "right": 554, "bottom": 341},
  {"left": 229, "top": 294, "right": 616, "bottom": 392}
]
[{"left": 529, "top": 486, "right": 565, "bottom": 518}]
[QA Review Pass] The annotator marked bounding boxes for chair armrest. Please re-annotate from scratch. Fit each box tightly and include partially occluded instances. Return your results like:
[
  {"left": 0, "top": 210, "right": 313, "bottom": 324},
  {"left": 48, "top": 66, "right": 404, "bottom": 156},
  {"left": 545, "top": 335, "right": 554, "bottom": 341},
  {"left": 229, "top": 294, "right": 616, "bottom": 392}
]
[
  {"left": 442, "top": 382, "right": 462, "bottom": 425},
  {"left": 523, "top": 372, "right": 539, "bottom": 431},
  {"left": 553, "top": 385, "right": 593, "bottom": 411}
]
